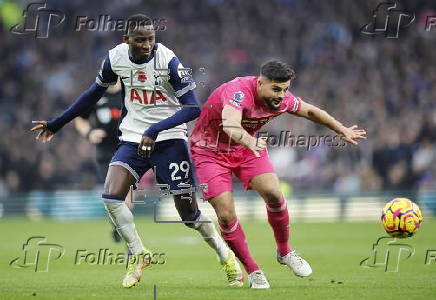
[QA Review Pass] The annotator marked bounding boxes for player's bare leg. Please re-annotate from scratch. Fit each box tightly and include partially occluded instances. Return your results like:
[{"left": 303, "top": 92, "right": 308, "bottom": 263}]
[
  {"left": 250, "top": 172, "right": 312, "bottom": 277},
  {"left": 208, "top": 191, "right": 269, "bottom": 289},
  {"left": 102, "top": 165, "right": 151, "bottom": 288},
  {"left": 173, "top": 193, "right": 243, "bottom": 287}
]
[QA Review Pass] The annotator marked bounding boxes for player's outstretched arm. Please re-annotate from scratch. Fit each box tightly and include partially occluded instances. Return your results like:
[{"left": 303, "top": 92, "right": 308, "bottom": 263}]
[
  {"left": 293, "top": 99, "right": 367, "bottom": 145},
  {"left": 222, "top": 104, "right": 267, "bottom": 157},
  {"left": 30, "top": 83, "right": 108, "bottom": 142}
]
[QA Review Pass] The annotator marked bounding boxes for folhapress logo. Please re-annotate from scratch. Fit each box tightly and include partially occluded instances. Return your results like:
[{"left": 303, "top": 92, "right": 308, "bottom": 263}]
[
  {"left": 360, "top": 236, "right": 414, "bottom": 272},
  {"left": 10, "top": 1, "right": 65, "bottom": 38},
  {"left": 9, "top": 236, "right": 65, "bottom": 272},
  {"left": 361, "top": 2, "right": 415, "bottom": 38}
]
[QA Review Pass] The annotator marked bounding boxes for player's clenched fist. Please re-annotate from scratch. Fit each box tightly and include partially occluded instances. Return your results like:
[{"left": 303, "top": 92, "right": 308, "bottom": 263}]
[
  {"left": 138, "top": 135, "right": 155, "bottom": 158},
  {"left": 31, "top": 121, "right": 54, "bottom": 143}
]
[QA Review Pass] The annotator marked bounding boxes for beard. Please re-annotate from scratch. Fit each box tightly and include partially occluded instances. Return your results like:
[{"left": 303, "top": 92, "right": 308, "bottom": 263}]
[{"left": 264, "top": 98, "right": 282, "bottom": 110}]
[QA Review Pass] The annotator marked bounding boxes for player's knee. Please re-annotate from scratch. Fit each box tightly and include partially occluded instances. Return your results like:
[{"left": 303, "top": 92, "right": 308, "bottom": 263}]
[
  {"left": 260, "top": 187, "right": 282, "bottom": 203},
  {"left": 103, "top": 179, "right": 128, "bottom": 199},
  {"left": 103, "top": 165, "right": 135, "bottom": 199},
  {"left": 217, "top": 210, "right": 237, "bottom": 225}
]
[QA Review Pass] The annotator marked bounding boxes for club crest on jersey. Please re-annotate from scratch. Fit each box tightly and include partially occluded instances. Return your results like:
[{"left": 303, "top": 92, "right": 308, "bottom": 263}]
[
  {"left": 230, "top": 91, "right": 244, "bottom": 107},
  {"left": 134, "top": 70, "right": 147, "bottom": 82}
]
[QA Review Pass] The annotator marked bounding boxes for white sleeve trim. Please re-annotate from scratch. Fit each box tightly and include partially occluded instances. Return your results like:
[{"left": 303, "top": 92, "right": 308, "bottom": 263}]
[{"left": 289, "top": 97, "right": 301, "bottom": 112}]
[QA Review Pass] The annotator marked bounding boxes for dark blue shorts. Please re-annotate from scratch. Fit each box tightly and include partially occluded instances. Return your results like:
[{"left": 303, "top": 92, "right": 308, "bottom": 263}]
[{"left": 109, "top": 139, "right": 196, "bottom": 194}]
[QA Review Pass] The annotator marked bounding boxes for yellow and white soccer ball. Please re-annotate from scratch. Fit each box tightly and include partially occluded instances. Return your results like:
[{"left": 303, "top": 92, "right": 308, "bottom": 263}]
[{"left": 381, "top": 198, "right": 423, "bottom": 238}]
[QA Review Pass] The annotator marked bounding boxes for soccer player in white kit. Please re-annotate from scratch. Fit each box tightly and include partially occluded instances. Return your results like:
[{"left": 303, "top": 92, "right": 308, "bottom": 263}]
[{"left": 31, "top": 14, "right": 242, "bottom": 288}]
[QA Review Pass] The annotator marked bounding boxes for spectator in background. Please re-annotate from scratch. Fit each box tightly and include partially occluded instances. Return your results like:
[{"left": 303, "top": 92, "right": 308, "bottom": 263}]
[{"left": 0, "top": 0, "right": 434, "bottom": 198}]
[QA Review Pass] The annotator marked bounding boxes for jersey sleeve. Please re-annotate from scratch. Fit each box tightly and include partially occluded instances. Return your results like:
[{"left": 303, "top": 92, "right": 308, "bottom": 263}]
[
  {"left": 95, "top": 55, "right": 118, "bottom": 87},
  {"left": 168, "top": 56, "right": 196, "bottom": 98},
  {"left": 221, "top": 86, "right": 250, "bottom": 111},
  {"left": 286, "top": 93, "right": 302, "bottom": 114}
]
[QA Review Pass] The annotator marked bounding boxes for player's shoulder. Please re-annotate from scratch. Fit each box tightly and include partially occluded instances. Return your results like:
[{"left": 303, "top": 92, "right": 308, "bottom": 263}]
[
  {"left": 216, "top": 76, "right": 257, "bottom": 107},
  {"left": 154, "top": 42, "right": 177, "bottom": 66},
  {"left": 155, "top": 42, "right": 175, "bottom": 57},
  {"left": 223, "top": 76, "right": 257, "bottom": 96},
  {"left": 107, "top": 43, "right": 129, "bottom": 66}
]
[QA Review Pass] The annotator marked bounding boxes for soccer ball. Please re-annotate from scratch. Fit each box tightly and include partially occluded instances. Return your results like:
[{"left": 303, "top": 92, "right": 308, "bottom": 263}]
[{"left": 381, "top": 198, "right": 423, "bottom": 238}]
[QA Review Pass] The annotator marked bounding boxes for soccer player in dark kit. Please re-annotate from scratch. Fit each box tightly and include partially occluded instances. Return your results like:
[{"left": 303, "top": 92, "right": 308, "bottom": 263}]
[{"left": 31, "top": 14, "right": 242, "bottom": 288}]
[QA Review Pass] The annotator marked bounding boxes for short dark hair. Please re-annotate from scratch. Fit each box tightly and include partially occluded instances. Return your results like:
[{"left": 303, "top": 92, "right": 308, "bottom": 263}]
[
  {"left": 125, "top": 14, "right": 153, "bottom": 35},
  {"left": 260, "top": 60, "right": 296, "bottom": 82}
]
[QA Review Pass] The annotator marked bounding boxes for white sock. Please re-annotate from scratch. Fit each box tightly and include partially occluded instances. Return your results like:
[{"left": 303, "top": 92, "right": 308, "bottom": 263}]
[
  {"left": 103, "top": 199, "right": 144, "bottom": 255},
  {"left": 193, "top": 214, "right": 229, "bottom": 262}
]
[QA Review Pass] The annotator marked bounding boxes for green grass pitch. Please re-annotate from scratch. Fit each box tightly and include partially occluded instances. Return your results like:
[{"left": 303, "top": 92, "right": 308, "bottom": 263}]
[{"left": 1, "top": 217, "right": 435, "bottom": 299}]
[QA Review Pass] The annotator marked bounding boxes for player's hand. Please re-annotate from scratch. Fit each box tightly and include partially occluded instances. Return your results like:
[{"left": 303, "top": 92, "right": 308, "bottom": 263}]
[
  {"left": 339, "top": 125, "right": 367, "bottom": 145},
  {"left": 248, "top": 136, "right": 268, "bottom": 157},
  {"left": 138, "top": 135, "right": 155, "bottom": 158},
  {"left": 88, "top": 129, "right": 107, "bottom": 144},
  {"left": 31, "top": 121, "right": 54, "bottom": 143}
]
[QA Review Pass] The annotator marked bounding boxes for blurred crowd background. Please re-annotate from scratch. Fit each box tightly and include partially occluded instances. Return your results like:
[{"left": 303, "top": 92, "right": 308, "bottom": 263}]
[{"left": 1, "top": 0, "right": 435, "bottom": 201}]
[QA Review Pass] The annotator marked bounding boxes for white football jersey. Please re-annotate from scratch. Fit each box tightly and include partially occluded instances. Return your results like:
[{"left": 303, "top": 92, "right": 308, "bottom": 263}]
[{"left": 95, "top": 42, "right": 196, "bottom": 143}]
